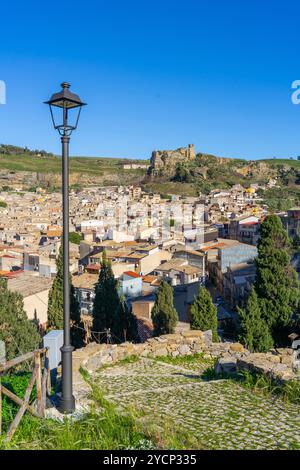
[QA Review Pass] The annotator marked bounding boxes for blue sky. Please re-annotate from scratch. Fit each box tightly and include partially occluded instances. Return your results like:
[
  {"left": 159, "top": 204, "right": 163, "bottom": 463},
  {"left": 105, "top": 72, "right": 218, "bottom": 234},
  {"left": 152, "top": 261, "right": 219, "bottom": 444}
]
[{"left": 0, "top": 0, "right": 299, "bottom": 160}]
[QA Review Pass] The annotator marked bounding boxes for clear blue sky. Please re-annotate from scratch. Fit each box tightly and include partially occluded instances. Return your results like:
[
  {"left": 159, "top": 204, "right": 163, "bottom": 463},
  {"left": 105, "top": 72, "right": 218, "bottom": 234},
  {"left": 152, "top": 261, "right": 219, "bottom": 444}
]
[{"left": 0, "top": 0, "right": 299, "bottom": 160}]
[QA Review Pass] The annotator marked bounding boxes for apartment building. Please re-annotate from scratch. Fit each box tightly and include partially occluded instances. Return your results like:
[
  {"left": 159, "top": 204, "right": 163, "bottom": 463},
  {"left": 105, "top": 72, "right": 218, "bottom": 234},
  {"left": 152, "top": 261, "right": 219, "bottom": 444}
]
[{"left": 203, "top": 239, "right": 257, "bottom": 299}]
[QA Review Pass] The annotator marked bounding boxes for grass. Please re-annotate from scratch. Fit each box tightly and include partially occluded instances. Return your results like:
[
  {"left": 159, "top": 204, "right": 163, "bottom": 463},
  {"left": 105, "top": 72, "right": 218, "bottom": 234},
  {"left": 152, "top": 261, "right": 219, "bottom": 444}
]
[
  {"left": 1, "top": 369, "right": 155, "bottom": 450},
  {"left": 234, "top": 370, "right": 300, "bottom": 405},
  {"left": 94, "top": 355, "right": 140, "bottom": 373},
  {"left": 0, "top": 367, "right": 203, "bottom": 450},
  {"left": 143, "top": 181, "right": 198, "bottom": 197},
  {"left": 0, "top": 152, "right": 148, "bottom": 176},
  {"left": 202, "top": 365, "right": 300, "bottom": 405},
  {"left": 151, "top": 352, "right": 300, "bottom": 406},
  {"left": 151, "top": 352, "right": 216, "bottom": 371},
  {"left": 0, "top": 372, "right": 37, "bottom": 433},
  {"left": 260, "top": 158, "right": 300, "bottom": 168},
  {"left": 1, "top": 409, "right": 154, "bottom": 450}
]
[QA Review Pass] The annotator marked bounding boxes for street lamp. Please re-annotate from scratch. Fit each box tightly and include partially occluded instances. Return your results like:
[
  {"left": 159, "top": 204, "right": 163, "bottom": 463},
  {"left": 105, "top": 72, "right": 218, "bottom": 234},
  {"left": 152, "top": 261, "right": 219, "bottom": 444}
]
[{"left": 45, "top": 82, "right": 86, "bottom": 414}]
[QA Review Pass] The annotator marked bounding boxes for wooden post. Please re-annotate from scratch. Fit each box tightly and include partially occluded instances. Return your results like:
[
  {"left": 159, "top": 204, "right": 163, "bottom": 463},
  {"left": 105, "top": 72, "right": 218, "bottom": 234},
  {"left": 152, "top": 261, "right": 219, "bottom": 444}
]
[
  {"left": 46, "top": 348, "right": 51, "bottom": 396},
  {"left": 35, "top": 351, "right": 44, "bottom": 418},
  {"left": 41, "top": 349, "right": 51, "bottom": 411}
]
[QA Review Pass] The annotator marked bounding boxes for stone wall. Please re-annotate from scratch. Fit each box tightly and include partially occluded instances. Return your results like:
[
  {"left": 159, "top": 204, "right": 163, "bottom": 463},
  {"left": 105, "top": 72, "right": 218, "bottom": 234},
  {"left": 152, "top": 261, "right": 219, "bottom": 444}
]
[
  {"left": 73, "top": 330, "right": 299, "bottom": 384},
  {"left": 74, "top": 329, "right": 244, "bottom": 373}
]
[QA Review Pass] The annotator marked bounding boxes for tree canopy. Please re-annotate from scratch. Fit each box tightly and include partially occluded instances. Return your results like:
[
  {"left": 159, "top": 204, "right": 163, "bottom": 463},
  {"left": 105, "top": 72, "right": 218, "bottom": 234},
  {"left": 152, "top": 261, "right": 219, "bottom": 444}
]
[
  {"left": 238, "top": 288, "right": 273, "bottom": 352},
  {"left": 151, "top": 281, "right": 178, "bottom": 336},
  {"left": 69, "top": 232, "right": 82, "bottom": 245},
  {"left": 190, "top": 287, "right": 218, "bottom": 342},
  {"left": 47, "top": 246, "right": 85, "bottom": 349},
  {"left": 255, "top": 215, "right": 300, "bottom": 345},
  {"left": 93, "top": 250, "right": 138, "bottom": 343},
  {"left": 0, "top": 279, "right": 40, "bottom": 360}
]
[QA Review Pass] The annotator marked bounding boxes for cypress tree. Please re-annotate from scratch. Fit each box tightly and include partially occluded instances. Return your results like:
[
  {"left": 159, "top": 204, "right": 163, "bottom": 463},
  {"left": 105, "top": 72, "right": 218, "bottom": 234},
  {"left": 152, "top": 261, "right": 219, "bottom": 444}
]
[
  {"left": 70, "top": 283, "right": 85, "bottom": 348},
  {"left": 47, "top": 246, "right": 63, "bottom": 330},
  {"left": 151, "top": 281, "right": 178, "bottom": 336},
  {"left": 115, "top": 296, "right": 139, "bottom": 343},
  {"left": 47, "top": 245, "right": 84, "bottom": 348},
  {"left": 190, "top": 286, "right": 219, "bottom": 342},
  {"left": 238, "top": 288, "right": 273, "bottom": 352},
  {"left": 93, "top": 251, "right": 139, "bottom": 343},
  {"left": 255, "top": 215, "right": 300, "bottom": 345},
  {"left": 0, "top": 279, "right": 40, "bottom": 360},
  {"left": 92, "top": 250, "right": 120, "bottom": 340}
]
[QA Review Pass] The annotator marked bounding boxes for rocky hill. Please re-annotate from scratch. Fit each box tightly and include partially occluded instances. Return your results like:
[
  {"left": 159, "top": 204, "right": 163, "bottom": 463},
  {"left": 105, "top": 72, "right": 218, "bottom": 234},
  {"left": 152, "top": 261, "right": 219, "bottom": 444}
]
[
  {"left": 150, "top": 144, "right": 196, "bottom": 176},
  {"left": 147, "top": 146, "right": 300, "bottom": 197}
]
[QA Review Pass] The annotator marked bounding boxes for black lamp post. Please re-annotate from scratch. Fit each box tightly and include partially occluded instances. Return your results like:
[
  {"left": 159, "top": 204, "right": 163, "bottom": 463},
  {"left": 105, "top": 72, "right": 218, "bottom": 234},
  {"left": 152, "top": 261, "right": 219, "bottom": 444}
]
[{"left": 45, "top": 82, "right": 86, "bottom": 414}]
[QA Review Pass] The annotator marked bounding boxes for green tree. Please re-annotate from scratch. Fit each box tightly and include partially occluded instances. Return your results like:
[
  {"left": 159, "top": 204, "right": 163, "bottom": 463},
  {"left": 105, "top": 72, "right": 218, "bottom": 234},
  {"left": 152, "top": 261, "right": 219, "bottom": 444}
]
[
  {"left": 115, "top": 296, "right": 139, "bottom": 343},
  {"left": 92, "top": 250, "right": 120, "bottom": 340},
  {"left": 93, "top": 252, "right": 139, "bottom": 343},
  {"left": 69, "top": 232, "right": 82, "bottom": 245},
  {"left": 151, "top": 281, "right": 178, "bottom": 336},
  {"left": 190, "top": 287, "right": 219, "bottom": 342},
  {"left": 47, "top": 246, "right": 84, "bottom": 348},
  {"left": 0, "top": 279, "right": 40, "bottom": 360},
  {"left": 255, "top": 215, "right": 300, "bottom": 345},
  {"left": 292, "top": 234, "right": 300, "bottom": 251},
  {"left": 173, "top": 163, "right": 192, "bottom": 183},
  {"left": 238, "top": 288, "right": 273, "bottom": 352},
  {"left": 0, "top": 201, "right": 7, "bottom": 208}
]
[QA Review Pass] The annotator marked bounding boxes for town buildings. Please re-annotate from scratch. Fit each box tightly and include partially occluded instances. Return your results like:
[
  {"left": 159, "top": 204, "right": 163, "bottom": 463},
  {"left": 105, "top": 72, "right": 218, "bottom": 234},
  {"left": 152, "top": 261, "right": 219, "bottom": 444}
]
[{"left": 0, "top": 176, "right": 284, "bottom": 331}]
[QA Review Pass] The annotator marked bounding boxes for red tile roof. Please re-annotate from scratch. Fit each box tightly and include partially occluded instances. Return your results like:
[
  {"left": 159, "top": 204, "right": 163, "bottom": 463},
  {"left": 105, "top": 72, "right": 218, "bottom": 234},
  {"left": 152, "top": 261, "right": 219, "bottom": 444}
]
[
  {"left": 0, "top": 270, "right": 23, "bottom": 278},
  {"left": 86, "top": 263, "right": 101, "bottom": 271},
  {"left": 124, "top": 271, "right": 141, "bottom": 278},
  {"left": 201, "top": 243, "right": 226, "bottom": 251},
  {"left": 240, "top": 221, "right": 258, "bottom": 226}
]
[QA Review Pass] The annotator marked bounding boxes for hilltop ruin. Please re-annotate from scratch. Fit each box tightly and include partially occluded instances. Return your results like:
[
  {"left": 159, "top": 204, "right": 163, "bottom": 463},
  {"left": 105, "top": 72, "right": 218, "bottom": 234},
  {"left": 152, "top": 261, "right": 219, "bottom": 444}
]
[{"left": 149, "top": 144, "right": 196, "bottom": 175}]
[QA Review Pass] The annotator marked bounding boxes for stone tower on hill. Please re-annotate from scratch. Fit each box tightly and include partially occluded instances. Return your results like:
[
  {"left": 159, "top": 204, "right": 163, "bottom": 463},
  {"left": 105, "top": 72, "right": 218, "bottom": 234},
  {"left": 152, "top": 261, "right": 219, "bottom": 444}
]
[{"left": 150, "top": 144, "right": 196, "bottom": 175}]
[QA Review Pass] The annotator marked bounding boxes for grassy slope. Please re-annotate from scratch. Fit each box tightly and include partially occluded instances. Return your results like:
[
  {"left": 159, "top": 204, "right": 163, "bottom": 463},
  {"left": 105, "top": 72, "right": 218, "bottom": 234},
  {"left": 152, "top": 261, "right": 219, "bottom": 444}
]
[
  {"left": 260, "top": 158, "right": 300, "bottom": 168},
  {"left": 0, "top": 153, "right": 149, "bottom": 175}
]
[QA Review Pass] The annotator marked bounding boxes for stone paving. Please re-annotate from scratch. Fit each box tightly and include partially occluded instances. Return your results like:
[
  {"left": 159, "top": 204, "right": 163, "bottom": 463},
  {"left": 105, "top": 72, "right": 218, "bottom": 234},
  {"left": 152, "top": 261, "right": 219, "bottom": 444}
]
[{"left": 93, "top": 358, "right": 300, "bottom": 450}]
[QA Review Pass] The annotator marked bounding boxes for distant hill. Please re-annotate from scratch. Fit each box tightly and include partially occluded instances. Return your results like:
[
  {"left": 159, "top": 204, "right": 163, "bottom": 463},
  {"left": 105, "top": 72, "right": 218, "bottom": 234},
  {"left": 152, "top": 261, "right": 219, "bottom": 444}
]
[
  {"left": 1, "top": 144, "right": 300, "bottom": 198},
  {"left": 0, "top": 144, "right": 149, "bottom": 174},
  {"left": 146, "top": 151, "right": 300, "bottom": 196}
]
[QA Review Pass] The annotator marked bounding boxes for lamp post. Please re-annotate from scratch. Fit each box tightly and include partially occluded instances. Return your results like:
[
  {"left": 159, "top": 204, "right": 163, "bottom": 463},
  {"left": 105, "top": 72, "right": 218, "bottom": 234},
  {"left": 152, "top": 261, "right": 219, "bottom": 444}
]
[{"left": 45, "top": 83, "right": 86, "bottom": 413}]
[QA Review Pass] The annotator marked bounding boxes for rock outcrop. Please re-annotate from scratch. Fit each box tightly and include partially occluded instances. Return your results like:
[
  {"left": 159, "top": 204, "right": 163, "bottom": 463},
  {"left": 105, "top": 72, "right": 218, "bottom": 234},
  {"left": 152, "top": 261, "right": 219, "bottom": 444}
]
[{"left": 150, "top": 144, "right": 196, "bottom": 176}]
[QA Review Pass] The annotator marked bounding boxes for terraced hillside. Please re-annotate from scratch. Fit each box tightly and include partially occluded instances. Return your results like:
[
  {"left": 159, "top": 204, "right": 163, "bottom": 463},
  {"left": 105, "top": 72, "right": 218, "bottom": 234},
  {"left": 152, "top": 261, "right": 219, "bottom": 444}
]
[{"left": 93, "top": 357, "right": 300, "bottom": 450}]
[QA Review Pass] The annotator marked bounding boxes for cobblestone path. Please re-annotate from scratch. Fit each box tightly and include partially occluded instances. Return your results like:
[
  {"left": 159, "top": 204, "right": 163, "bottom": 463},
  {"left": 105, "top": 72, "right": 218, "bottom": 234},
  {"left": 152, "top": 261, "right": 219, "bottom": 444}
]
[{"left": 94, "top": 358, "right": 300, "bottom": 450}]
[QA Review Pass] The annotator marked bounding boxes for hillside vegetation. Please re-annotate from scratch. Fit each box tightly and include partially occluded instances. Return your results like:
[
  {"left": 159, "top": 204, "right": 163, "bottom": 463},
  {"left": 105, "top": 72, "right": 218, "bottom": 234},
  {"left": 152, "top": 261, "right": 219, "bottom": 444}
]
[
  {"left": 2, "top": 144, "right": 300, "bottom": 200},
  {"left": 0, "top": 147, "right": 149, "bottom": 176}
]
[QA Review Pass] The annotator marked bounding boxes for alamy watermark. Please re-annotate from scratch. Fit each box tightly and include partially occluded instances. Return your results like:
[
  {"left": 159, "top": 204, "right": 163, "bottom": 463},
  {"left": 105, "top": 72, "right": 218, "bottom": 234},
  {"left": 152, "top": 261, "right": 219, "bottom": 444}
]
[
  {"left": 0, "top": 80, "right": 6, "bottom": 104},
  {"left": 291, "top": 80, "right": 300, "bottom": 105}
]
